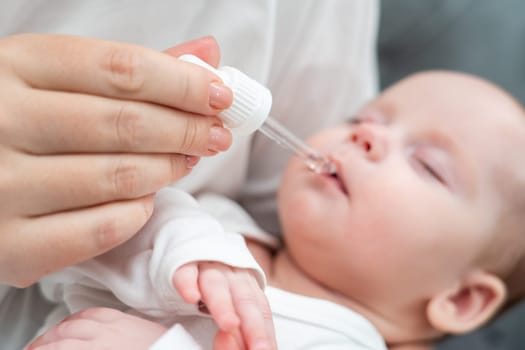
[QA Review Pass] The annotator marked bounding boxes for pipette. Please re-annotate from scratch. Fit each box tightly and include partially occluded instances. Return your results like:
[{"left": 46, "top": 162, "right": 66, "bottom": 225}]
[
  {"left": 180, "top": 55, "right": 336, "bottom": 175},
  {"left": 257, "top": 117, "right": 336, "bottom": 175}
]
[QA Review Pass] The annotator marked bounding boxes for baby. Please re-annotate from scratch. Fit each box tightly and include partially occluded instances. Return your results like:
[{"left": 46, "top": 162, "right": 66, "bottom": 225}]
[{"left": 27, "top": 71, "right": 525, "bottom": 350}]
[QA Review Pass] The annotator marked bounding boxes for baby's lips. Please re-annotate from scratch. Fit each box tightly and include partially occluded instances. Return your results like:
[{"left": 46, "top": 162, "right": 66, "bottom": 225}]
[{"left": 328, "top": 156, "right": 350, "bottom": 196}]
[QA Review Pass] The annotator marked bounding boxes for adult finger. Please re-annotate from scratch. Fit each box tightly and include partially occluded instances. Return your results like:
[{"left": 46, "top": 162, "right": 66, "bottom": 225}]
[
  {"left": 7, "top": 153, "right": 192, "bottom": 216},
  {"left": 3, "top": 34, "right": 232, "bottom": 114},
  {"left": 11, "top": 89, "right": 231, "bottom": 155},
  {"left": 0, "top": 196, "right": 154, "bottom": 287},
  {"left": 164, "top": 35, "right": 221, "bottom": 68}
]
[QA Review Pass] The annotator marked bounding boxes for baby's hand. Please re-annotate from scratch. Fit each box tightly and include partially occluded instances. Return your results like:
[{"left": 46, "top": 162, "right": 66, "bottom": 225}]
[
  {"left": 173, "top": 262, "right": 276, "bottom": 350},
  {"left": 25, "top": 308, "right": 166, "bottom": 350}
]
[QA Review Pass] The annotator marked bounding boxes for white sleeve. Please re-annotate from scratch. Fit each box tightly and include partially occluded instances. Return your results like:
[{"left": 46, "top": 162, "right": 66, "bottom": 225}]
[{"left": 39, "top": 188, "right": 265, "bottom": 318}]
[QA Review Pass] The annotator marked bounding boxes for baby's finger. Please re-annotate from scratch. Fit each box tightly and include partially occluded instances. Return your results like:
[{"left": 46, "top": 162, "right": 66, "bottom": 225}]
[
  {"left": 173, "top": 263, "right": 201, "bottom": 304},
  {"left": 229, "top": 273, "right": 276, "bottom": 350},
  {"left": 213, "top": 329, "right": 246, "bottom": 350},
  {"left": 199, "top": 264, "right": 240, "bottom": 331}
]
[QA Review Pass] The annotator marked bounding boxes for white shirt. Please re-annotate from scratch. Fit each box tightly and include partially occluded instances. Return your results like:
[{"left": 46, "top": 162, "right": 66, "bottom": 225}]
[{"left": 152, "top": 287, "right": 387, "bottom": 350}]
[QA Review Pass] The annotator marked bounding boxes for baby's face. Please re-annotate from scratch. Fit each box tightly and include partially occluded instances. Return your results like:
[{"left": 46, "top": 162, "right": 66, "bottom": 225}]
[{"left": 278, "top": 72, "right": 525, "bottom": 310}]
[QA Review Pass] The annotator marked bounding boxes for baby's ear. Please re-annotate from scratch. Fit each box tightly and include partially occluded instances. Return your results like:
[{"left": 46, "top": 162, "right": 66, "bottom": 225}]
[{"left": 426, "top": 271, "right": 506, "bottom": 334}]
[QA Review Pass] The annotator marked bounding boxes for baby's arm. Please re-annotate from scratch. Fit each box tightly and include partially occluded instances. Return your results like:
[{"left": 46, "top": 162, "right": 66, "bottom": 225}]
[
  {"left": 39, "top": 188, "right": 274, "bottom": 348},
  {"left": 40, "top": 188, "right": 266, "bottom": 313}
]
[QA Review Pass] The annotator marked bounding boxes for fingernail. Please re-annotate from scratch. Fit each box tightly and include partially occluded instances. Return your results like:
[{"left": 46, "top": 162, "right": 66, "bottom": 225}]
[
  {"left": 197, "top": 300, "right": 210, "bottom": 314},
  {"left": 209, "top": 82, "right": 232, "bottom": 109},
  {"left": 185, "top": 155, "right": 200, "bottom": 169},
  {"left": 208, "top": 126, "right": 231, "bottom": 152}
]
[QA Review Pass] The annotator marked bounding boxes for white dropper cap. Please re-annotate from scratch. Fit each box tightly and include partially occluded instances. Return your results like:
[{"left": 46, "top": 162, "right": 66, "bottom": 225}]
[{"left": 179, "top": 54, "right": 272, "bottom": 135}]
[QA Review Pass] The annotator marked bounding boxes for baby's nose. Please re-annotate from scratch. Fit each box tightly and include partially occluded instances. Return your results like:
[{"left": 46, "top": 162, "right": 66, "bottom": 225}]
[{"left": 350, "top": 124, "right": 387, "bottom": 161}]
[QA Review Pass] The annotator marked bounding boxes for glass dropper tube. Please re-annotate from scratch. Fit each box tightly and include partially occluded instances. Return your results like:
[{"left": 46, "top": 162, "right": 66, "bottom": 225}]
[{"left": 258, "top": 117, "right": 336, "bottom": 175}]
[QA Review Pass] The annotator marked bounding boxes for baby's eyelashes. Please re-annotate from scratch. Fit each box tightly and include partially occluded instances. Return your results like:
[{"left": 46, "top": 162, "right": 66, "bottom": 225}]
[
  {"left": 416, "top": 158, "right": 446, "bottom": 184},
  {"left": 409, "top": 145, "right": 452, "bottom": 189},
  {"left": 345, "top": 116, "right": 361, "bottom": 125}
]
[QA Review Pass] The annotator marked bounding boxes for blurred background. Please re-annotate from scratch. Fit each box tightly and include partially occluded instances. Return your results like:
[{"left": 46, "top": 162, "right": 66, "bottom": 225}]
[
  {"left": 378, "top": 0, "right": 524, "bottom": 103},
  {"left": 378, "top": 1, "right": 525, "bottom": 349}
]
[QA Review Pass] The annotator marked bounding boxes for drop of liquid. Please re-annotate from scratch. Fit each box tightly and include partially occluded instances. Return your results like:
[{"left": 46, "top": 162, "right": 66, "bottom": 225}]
[{"left": 305, "top": 154, "right": 337, "bottom": 175}]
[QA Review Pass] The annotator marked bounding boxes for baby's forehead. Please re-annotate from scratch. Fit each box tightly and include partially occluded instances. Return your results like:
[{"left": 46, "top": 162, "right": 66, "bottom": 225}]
[
  {"left": 381, "top": 72, "right": 517, "bottom": 115},
  {"left": 376, "top": 71, "right": 524, "bottom": 139}
]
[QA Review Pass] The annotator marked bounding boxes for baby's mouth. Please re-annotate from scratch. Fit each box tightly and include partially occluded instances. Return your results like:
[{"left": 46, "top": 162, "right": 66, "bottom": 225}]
[
  {"left": 326, "top": 163, "right": 349, "bottom": 196},
  {"left": 332, "top": 172, "right": 348, "bottom": 195}
]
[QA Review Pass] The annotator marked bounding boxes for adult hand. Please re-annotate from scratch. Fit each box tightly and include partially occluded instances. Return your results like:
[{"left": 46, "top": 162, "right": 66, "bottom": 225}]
[{"left": 0, "top": 34, "right": 233, "bottom": 287}]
